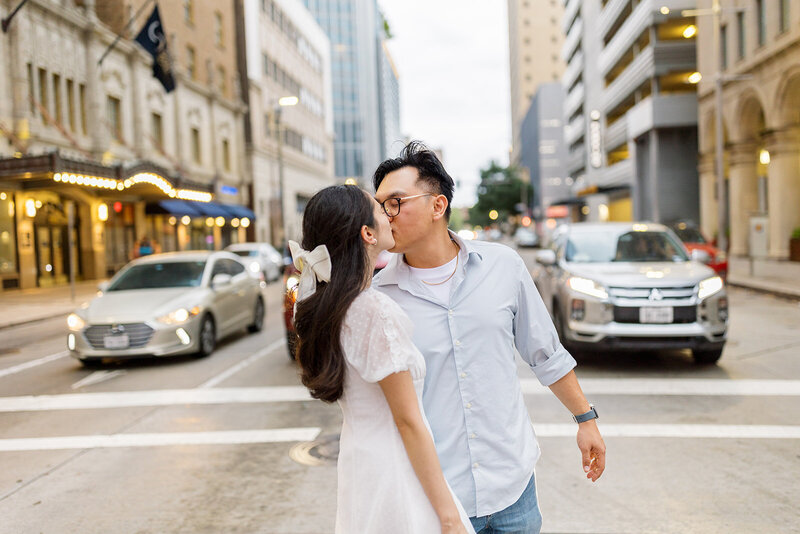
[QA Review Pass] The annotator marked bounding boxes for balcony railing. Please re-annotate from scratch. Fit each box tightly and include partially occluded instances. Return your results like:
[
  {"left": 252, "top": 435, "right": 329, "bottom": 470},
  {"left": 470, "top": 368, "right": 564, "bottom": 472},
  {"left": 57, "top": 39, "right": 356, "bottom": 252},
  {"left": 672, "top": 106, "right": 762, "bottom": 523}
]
[
  {"left": 562, "top": 50, "right": 584, "bottom": 90},
  {"left": 564, "top": 115, "right": 585, "bottom": 145},
  {"left": 562, "top": 17, "right": 583, "bottom": 62},
  {"left": 599, "top": 0, "right": 629, "bottom": 43},
  {"left": 562, "top": 0, "right": 582, "bottom": 35},
  {"left": 626, "top": 93, "right": 698, "bottom": 139},
  {"left": 566, "top": 145, "right": 587, "bottom": 175},
  {"left": 564, "top": 83, "right": 585, "bottom": 118},
  {"left": 604, "top": 117, "right": 628, "bottom": 150},
  {"left": 598, "top": 158, "right": 634, "bottom": 188}
]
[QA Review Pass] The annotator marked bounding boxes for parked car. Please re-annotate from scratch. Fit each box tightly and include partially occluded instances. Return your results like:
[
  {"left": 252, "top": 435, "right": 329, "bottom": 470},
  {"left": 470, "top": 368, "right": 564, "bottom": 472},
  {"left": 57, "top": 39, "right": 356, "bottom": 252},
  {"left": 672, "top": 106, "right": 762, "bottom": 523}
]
[
  {"left": 668, "top": 222, "right": 728, "bottom": 278},
  {"left": 66, "top": 251, "right": 265, "bottom": 366},
  {"left": 514, "top": 227, "right": 539, "bottom": 248},
  {"left": 283, "top": 250, "right": 394, "bottom": 360},
  {"left": 225, "top": 242, "right": 283, "bottom": 282},
  {"left": 532, "top": 222, "right": 728, "bottom": 364}
]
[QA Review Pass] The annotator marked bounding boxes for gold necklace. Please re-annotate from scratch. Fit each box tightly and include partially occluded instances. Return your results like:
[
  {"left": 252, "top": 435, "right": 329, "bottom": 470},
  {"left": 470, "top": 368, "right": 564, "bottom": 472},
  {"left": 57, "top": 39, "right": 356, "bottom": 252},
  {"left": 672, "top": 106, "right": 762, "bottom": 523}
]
[{"left": 421, "top": 253, "right": 459, "bottom": 286}]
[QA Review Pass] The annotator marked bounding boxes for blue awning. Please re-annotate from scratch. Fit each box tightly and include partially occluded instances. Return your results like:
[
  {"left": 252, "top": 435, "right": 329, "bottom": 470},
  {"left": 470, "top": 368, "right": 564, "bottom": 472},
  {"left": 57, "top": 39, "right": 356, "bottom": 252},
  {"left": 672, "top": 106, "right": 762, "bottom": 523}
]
[
  {"left": 152, "top": 200, "right": 205, "bottom": 217},
  {"left": 219, "top": 203, "right": 256, "bottom": 220},
  {"left": 186, "top": 201, "right": 234, "bottom": 219}
]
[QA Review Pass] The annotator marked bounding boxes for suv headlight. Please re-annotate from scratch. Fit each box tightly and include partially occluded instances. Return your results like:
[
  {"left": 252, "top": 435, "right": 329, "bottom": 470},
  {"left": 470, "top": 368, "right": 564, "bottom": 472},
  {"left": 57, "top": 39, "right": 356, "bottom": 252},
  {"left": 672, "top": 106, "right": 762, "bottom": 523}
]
[
  {"left": 698, "top": 276, "right": 724, "bottom": 300},
  {"left": 567, "top": 276, "right": 608, "bottom": 300},
  {"left": 157, "top": 306, "right": 202, "bottom": 325},
  {"left": 67, "top": 313, "right": 86, "bottom": 331}
]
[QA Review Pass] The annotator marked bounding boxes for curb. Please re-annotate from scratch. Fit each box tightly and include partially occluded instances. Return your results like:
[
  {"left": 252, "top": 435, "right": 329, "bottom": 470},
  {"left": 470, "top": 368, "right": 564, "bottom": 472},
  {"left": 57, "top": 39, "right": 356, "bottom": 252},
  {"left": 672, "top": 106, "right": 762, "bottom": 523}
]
[{"left": 727, "top": 279, "right": 800, "bottom": 302}]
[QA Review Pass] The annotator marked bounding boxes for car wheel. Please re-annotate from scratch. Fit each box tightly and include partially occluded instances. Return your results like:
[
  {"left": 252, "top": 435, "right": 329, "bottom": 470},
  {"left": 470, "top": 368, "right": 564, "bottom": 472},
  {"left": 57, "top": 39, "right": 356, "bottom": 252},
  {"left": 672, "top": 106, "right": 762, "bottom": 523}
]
[
  {"left": 287, "top": 331, "right": 298, "bottom": 361},
  {"left": 196, "top": 315, "right": 216, "bottom": 357},
  {"left": 248, "top": 297, "right": 265, "bottom": 333},
  {"left": 692, "top": 348, "right": 723, "bottom": 365}
]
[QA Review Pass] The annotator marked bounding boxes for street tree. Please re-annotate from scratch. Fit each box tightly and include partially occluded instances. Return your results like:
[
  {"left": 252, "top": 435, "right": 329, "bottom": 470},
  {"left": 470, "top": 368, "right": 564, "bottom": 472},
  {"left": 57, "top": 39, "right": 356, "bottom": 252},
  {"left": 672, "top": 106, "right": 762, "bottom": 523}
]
[{"left": 468, "top": 161, "right": 533, "bottom": 227}]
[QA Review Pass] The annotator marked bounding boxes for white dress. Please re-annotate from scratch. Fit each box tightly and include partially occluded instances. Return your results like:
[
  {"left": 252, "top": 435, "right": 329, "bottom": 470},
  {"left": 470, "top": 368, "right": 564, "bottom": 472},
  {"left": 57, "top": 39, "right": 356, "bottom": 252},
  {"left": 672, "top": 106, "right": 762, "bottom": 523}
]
[{"left": 335, "top": 288, "right": 475, "bottom": 534}]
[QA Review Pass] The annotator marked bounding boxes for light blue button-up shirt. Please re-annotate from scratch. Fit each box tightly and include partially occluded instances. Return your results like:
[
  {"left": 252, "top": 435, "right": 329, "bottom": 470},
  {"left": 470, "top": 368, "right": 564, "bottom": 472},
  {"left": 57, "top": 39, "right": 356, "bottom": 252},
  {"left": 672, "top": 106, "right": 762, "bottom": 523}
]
[{"left": 373, "top": 232, "right": 576, "bottom": 517}]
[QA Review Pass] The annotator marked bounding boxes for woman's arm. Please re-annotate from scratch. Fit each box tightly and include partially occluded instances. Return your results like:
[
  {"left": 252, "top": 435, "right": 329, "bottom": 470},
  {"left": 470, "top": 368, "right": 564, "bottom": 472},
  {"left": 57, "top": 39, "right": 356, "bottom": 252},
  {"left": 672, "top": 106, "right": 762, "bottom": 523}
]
[{"left": 379, "top": 371, "right": 467, "bottom": 533}]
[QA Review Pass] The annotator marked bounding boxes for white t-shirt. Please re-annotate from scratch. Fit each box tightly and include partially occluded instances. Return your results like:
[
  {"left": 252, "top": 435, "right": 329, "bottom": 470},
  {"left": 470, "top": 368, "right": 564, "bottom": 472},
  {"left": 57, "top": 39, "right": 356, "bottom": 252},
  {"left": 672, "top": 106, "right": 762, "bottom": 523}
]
[{"left": 407, "top": 254, "right": 458, "bottom": 304}]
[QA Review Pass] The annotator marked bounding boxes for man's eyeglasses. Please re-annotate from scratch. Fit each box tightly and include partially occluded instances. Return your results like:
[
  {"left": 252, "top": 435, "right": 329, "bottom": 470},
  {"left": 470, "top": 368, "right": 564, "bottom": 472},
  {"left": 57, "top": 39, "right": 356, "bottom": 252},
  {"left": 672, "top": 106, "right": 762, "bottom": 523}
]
[{"left": 378, "top": 193, "right": 433, "bottom": 217}]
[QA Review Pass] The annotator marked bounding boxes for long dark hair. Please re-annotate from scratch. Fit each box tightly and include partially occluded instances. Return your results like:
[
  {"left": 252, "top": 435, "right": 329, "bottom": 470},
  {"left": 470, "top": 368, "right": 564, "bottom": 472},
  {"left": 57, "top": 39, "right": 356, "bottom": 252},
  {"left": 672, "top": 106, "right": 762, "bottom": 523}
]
[{"left": 294, "top": 185, "right": 375, "bottom": 403}]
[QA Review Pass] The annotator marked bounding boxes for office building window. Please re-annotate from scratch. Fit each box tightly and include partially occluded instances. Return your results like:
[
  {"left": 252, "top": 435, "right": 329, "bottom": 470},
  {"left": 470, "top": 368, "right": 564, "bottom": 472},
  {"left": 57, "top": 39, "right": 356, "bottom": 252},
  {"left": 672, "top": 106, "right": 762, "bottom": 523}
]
[
  {"left": 779, "top": 0, "right": 789, "bottom": 34},
  {"left": 217, "top": 66, "right": 226, "bottom": 95},
  {"left": 26, "top": 63, "right": 35, "bottom": 114},
  {"left": 756, "top": 0, "right": 766, "bottom": 46},
  {"left": 151, "top": 112, "right": 163, "bottom": 149},
  {"left": 737, "top": 11, "right": 745, "bottom": 59},
  {"left": 191, "top": 127, "right": 201, "bottom": 164},
  {"left": 38, "top": 68, "right": 47, "bottom": 119},
  {"left": 79, "top": 84, "right": 87, "bottom": 135},
  {"left": 720, "top": 24, "right": 728, "bottom": 69},
  {"left": 184, "top": 0, "right": 193, "bottom": 24},
  {"left": 222, "top": 139, "right": 231, "bottom": 171},
  {"left": 215, "top": 12, "right": 224, "bottom": 47},
  {"left": 107, "top": 95, "right": 122, "bottom": 141},
  {"left": 66, "top": 79, "right": 75, "bottom": 131},
  {"left": 186, "top": 45, "right": 196, "bottom": 80},
  {"left": 52, "top": 74, "right": 62, "bottom": 124}
]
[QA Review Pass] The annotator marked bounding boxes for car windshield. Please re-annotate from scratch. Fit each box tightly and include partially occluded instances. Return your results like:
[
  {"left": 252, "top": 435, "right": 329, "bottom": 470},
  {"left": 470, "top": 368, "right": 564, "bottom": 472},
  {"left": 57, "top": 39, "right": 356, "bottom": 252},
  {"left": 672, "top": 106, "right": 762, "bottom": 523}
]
[
  {"left": 672, "top": 226, "right": 707, "bottom": 244},
  {"left": 108, "top": 261, "right": 207, "bottom": 291},
  {"left": 231, "top": 250, "right": 259, "bottom": 258},
  {"left": 565, "top": 230, "right": 688, "bottom": 263}
]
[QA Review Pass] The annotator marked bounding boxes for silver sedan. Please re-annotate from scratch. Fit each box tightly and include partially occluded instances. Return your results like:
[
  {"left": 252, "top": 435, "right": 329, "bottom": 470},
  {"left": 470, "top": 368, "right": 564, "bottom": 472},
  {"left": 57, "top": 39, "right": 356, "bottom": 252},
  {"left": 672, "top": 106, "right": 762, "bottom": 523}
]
[{"left": 66, "top": 251, "right": 265, "bottom": 366}]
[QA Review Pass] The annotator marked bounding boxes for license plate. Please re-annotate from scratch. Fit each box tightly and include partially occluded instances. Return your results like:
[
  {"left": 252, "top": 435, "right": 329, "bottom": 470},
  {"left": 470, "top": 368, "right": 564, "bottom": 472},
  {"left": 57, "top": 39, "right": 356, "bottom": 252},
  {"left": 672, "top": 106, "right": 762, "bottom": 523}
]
[
  {"left": 103, "top": 334, "right": 130, "bottom": 349},
  {"left": 639, "top": 307, "right": 673, "bottom": 324}
]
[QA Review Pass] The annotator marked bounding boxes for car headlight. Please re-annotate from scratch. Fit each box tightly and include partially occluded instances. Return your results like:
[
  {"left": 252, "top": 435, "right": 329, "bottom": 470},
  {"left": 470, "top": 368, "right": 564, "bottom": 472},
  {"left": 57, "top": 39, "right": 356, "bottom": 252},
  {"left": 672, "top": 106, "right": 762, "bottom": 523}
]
[
  {"left": 698, "top": 276, "right": 724, "bottom": 300},
  {"left": 67, "top": 313, "right": 86, "bottom": 331},
  {"left": 157, "top": 306, "right": 202, "bottom": 325},
  {"left": 567, "top": 276, "right": 608, "bottom": 300},
  {"left": 286, "top": 275, "right": 300, "bottom": 292}
]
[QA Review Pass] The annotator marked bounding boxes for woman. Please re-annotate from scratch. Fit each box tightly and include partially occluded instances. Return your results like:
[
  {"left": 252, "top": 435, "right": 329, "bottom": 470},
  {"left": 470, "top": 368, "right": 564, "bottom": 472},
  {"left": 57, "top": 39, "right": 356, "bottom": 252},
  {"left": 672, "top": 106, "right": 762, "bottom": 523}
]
[{"left": 292, "top": 185, "right": 473, "bottom": 534}]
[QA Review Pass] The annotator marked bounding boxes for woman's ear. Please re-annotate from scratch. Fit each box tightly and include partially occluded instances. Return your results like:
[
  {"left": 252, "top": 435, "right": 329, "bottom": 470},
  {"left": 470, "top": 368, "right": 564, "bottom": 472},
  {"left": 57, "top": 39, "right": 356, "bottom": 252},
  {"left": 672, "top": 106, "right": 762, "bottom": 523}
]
[
  {"left": 360, "top": 225, "right": 378, "bottom": 245},
  {"left": 432, "top": 194, "right": 448, "bottom": 222}
]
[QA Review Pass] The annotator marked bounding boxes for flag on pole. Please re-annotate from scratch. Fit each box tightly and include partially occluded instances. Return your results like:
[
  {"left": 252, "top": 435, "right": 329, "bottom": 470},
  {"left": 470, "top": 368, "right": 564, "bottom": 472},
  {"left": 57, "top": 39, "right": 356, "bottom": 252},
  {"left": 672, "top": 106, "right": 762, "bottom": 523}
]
[{"left": 134, "top": 5, "right": 175, "bottom": 93}]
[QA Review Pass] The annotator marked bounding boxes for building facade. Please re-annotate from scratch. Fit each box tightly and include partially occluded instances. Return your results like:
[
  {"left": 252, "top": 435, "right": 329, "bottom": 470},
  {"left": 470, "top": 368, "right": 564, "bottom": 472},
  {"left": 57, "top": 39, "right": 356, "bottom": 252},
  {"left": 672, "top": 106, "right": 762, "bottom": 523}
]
[
  {"left": 378, "top": 41, "right": 402, "bottom": 160},
  {"left": 508, "top": 0, "right": 565, "bottom": 164},
  {"left": 561, "top": 0, "right": 701, "bottom": 224},
  {"left": 696, "top": 0, "right": 800, "bottom": 264},
  {"left": 0, "top": 0, "right": 250, "bottom": 290},
  {"left": 301, "top": 0, "right": 390, "bottom": 186},
  {"left": 518, "top": 83, "right": 570, "bottom": 219},
  {"left": 240, "top": 0, "right": 334, "bottom": 245}
]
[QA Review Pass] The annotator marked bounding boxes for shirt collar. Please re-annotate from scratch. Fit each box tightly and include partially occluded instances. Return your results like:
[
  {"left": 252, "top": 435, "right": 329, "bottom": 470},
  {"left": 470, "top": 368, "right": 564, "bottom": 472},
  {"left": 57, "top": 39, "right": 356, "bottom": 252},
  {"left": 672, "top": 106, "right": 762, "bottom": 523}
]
[{"left": 375, "top": 229, "right": 483, "bottom": 288}]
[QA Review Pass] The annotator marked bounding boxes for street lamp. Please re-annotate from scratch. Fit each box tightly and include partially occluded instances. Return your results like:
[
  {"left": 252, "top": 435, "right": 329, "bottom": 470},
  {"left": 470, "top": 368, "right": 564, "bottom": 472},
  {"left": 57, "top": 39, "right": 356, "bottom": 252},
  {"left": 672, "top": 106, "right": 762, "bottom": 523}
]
[{"left": 271, "top": 95, "right": 298, "bottom": 248}]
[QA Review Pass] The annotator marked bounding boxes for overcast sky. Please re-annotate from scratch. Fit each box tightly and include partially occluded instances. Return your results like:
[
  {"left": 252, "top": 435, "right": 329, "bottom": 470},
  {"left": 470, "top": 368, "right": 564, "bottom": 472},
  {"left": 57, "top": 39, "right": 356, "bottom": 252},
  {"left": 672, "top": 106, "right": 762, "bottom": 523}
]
[{"left": 378, "top": 0, "right": 511, "bottom": 207}]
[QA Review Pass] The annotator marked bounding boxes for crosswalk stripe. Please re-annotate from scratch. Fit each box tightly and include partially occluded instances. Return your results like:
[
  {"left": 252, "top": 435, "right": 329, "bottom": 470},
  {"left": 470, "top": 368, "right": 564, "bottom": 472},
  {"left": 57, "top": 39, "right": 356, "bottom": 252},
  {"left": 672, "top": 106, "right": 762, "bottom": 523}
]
[
  {"left": 0, "top": 428, "right": 322, "bottom": 452},
  {"left": 0, "top": 351, "right": 68, "bottom": 379},
  {"left": 520, "top": 378, "right": 800, "bottom": 396}
]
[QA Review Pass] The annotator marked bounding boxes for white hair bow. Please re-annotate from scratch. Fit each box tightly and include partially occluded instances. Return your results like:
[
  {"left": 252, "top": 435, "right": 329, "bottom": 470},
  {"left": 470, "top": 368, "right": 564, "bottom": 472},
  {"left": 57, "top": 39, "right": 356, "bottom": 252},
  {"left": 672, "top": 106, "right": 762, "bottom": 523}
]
[{"left": 288, "top": 240, "right": 332, "bottom": 301}]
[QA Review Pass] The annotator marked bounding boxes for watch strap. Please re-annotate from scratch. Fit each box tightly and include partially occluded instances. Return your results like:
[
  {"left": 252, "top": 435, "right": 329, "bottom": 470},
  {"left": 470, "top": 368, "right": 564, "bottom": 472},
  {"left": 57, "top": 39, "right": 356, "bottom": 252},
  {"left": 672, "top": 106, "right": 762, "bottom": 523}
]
[{"left": 573, "top": 406, "right": 598, "bottom": 423}]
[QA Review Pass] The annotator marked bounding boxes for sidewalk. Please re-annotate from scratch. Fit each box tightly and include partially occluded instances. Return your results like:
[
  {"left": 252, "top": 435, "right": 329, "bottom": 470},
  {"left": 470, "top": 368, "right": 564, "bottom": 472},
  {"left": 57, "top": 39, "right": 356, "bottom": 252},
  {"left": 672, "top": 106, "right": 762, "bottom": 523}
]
[
  {"left": 0, "top": 280, "right": 103, "bottom": 330},
  {"left": 727, "top": 256, "right": 800, "bottom": 300}
]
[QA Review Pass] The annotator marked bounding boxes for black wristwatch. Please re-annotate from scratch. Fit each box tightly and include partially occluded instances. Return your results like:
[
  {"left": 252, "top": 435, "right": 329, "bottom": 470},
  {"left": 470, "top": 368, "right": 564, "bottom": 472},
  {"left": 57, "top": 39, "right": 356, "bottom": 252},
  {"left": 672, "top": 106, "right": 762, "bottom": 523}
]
[{"left": 573, "top": 405, "right": 599, "bottom": 424}]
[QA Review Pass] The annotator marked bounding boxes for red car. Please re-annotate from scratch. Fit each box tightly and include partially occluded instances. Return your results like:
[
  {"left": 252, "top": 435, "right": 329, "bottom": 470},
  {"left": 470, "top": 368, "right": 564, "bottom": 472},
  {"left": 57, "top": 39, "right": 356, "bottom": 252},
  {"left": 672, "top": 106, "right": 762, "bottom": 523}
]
[
  {"left": 670, "top": 223, "right": 728, "bottom": 278},
  {"left": 283, "top": 250, "right": 393, "bottom": 360}
]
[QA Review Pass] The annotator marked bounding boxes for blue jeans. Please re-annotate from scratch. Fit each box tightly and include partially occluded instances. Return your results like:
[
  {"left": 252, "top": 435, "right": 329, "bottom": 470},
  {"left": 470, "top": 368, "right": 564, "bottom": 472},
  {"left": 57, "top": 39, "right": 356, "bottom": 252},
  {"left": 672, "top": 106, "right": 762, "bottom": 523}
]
[{"left": 469, "top": 473, "right": 542, "bottom": 534}]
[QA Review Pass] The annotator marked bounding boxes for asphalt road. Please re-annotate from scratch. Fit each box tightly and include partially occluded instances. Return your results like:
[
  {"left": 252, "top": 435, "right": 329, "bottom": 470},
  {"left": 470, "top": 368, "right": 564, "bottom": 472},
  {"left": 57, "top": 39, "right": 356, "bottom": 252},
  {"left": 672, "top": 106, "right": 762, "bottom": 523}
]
[{"left": 1, "top": 251, "right": 799, "bottom": 534}]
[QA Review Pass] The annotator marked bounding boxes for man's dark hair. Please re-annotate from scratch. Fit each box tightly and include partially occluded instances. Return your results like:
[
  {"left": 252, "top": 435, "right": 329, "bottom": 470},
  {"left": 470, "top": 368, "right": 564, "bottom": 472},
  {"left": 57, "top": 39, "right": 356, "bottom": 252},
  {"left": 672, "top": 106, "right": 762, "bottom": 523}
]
[{"left": 373, "top": 140, "right": 455, "bottom": 220}]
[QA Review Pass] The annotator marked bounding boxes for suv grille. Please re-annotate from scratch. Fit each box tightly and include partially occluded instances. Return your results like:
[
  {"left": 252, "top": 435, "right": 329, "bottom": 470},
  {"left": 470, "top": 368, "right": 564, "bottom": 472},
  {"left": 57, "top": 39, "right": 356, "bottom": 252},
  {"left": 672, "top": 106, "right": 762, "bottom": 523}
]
[
  {"left": 608, "top": 285, "right": 696, "bottom": 300},
  {"left": 84, "top": 323, "right": 154, "bottom": 349},
  {"left": 613, "top": 305, "right": 697, "bottom": 324}
]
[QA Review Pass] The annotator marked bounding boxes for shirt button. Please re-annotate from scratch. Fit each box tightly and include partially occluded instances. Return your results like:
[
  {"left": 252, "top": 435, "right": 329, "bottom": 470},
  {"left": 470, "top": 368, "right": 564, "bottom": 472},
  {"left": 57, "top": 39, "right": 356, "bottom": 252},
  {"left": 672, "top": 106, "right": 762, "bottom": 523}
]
[
  {"left": 460, "top": 372, "right": 466, "bottom": 379},
  {"left": 448, "top": 309, "right": 454, "bottom": 316},
  {"left": 466, "top": 402, "right": 472, "bottom": 409},
  {"left": 473, "top": 462, "right": 479, "bottom": 469},
  {"left": 470, "top": 433, "right": 476, "bottom": 439},
  {"left": 455, "top": 340, "right": 461, "bottom": 346}
]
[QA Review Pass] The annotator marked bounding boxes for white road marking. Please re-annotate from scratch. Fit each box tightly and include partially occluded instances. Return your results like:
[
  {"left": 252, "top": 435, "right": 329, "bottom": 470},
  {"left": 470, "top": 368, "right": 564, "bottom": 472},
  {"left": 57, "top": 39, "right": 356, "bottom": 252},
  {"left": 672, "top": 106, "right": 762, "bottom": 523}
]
[
  {"left": 0, "top": 387, "right": 313, "bottom": 412},
  {"left": 71, "top": 370, "right": 127, "bottom": 390},
  {"left": 0, "top": 428, "right": 322, "bottom": 452},
  {"left": 533, "top": 423, "right": 800, "bottom": 439},
  {"left": 520, "top": 378, "right": 800, "bottom": 396},
  {"left": 0, "top": 351, "right": 68, "bottom": 379},
  {"left": 199, "top": 338, "right": 286, "bottom": 389}
]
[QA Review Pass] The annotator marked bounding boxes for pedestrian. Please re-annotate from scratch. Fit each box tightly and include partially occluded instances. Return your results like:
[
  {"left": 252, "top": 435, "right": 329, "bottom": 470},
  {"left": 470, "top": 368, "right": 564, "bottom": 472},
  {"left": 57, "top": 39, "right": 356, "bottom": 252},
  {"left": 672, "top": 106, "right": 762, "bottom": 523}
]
[
  {"left": 290, "top": 185, "right": 474, "bottom": 534},
  {"left": 372, "top": 141, "right": 606, "bottom": 534},
  {"left": 134, "top": 236, "right": 155, "bottom": 258}
]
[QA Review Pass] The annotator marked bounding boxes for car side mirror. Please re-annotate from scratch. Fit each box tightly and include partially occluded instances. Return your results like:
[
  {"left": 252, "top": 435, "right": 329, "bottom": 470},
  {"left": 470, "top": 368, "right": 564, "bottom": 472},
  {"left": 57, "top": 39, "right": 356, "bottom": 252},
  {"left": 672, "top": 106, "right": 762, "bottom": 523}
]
[
  {"left": 97, "top": 281, "right": 110, "bottom": 293},
  {"left": 535, "top": 249, "right": 557, "bottom": 266},
  {"left": 691, "top": 249, "right": 712, "bottom": 264},
  {"left": 212, "top": 273, "right": 233, "bottom": 289}
]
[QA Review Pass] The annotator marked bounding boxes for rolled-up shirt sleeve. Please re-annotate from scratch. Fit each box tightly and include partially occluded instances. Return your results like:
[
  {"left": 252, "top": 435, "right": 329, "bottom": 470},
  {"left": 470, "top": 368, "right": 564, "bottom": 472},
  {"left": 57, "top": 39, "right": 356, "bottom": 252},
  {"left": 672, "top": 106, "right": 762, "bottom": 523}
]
[{"left": 512, "top": 255, "right": 576, "bottom": 386}]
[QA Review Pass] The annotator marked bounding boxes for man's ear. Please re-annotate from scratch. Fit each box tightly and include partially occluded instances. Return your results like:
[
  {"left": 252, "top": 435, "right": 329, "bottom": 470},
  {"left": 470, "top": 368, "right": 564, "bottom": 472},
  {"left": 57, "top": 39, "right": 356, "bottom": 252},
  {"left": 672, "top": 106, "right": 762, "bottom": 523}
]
[{"left": 432, "top": 194, "right": 448, "bottom": 222}]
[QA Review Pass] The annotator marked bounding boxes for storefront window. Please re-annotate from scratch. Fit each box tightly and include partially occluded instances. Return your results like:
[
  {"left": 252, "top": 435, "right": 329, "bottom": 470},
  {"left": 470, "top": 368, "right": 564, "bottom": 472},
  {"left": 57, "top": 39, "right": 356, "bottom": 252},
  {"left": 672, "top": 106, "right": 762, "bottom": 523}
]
[{"left": 0, "top": 192, "right": 17, "bottom": 274}]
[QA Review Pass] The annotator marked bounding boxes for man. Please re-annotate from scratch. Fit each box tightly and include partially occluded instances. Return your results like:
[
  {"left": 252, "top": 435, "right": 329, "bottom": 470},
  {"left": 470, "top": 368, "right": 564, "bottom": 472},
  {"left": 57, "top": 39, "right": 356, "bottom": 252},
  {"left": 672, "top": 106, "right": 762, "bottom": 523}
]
[{"left": 372, "top": 142, "right": 605, "bottom": 533}]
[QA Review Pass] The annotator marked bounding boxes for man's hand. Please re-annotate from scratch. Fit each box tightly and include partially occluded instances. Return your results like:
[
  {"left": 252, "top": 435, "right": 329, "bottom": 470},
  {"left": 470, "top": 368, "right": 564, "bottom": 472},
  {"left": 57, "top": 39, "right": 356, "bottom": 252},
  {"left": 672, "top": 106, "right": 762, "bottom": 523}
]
[{"left": 577, "top": 420, "right": 605, "bottom": 482}]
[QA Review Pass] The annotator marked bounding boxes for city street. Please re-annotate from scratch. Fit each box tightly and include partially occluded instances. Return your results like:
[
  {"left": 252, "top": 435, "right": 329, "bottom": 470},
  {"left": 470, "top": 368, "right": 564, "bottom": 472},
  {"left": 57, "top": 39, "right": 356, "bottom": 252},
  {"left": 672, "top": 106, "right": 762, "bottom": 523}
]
[{"left": 1, "top": 252, "right": 800, "bottom": 534}]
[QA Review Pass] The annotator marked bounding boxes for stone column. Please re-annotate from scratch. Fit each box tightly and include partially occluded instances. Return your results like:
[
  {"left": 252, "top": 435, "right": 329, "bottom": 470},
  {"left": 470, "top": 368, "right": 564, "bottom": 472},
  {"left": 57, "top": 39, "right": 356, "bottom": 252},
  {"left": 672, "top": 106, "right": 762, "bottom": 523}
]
[
  {"left": 763, "top": 127, "right": 800, "bottom": 259},
  {"left": 726, "top": 142, "right": 759, "bottom": 256},
  {"left": 698, "top": 154, "right": 718, "bottom": 241}
]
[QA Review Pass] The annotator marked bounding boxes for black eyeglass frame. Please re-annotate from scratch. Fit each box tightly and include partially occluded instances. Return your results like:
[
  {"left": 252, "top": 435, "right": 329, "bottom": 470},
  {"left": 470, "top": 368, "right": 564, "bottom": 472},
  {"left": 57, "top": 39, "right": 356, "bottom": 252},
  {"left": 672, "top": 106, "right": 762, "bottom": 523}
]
[{"left": 378, "top": 193, "right": 434, "bottom": 217}]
